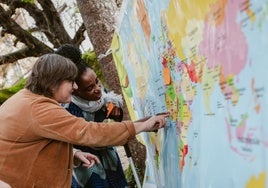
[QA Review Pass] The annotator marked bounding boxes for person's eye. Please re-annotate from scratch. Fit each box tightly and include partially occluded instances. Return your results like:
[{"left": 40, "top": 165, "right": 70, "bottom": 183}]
[{"left": 86, "top": 86, "right": 93, "bottom": 91}]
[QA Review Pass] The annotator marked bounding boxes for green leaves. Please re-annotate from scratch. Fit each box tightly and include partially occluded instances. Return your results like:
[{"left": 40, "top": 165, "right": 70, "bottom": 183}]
[
  {"left": 21, "top": 0, "right": 35, "bottom": 4},
  {"left": 0, "top": 78, "right": 26, "bottom": 104}
]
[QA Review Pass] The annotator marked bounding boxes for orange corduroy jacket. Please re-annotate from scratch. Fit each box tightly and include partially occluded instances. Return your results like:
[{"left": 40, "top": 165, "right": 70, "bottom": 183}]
[{"left": 0, "top": 89, "right": 135, "bottom": 188}]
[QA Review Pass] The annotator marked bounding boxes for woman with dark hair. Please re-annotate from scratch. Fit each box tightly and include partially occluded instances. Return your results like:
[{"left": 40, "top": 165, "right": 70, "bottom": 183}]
[{"left": 0, "top": 54, "right": 169, "bottom": 188}]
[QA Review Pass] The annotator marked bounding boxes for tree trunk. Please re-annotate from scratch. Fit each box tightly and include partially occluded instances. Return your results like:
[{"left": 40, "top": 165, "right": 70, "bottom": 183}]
[
  {"left": 76, "top": 0, "right": 146, "bottom": 184},
  {"left": 76, "top": 0, "right": 118, "bottom": 92}
]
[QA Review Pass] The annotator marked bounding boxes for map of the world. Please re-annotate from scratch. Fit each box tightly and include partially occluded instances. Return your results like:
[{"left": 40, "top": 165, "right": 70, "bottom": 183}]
[{"left": 111, "top": 0, "right": 268, "bottom": 187}]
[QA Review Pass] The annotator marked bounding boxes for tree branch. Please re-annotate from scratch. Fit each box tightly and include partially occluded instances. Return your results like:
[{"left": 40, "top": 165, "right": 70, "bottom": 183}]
[
  {"left": 0, "top": 6, "right": 53, "bottom": 64},
  {"left": 0, "top": 0, "right": 87, "bottom": 64},
  {"left": 72, "top": 24, "right": 86, "bottom": 46},
  {"left": 1, "top": 0, "right": 72, "bottom": 47},
  {"left": 1, "top": 0, "right": 44, "bottom": 19},
  {"left": 0, "top": 47, "right": 36, "bottom": 65},
  {"left": 36, "top": 0, "right": 72, "bottom": 46}
]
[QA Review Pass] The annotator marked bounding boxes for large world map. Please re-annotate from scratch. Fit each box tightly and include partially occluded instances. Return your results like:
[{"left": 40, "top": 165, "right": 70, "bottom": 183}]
[{"left": 111, "top": 0, "right": 268, "bottom": 187}]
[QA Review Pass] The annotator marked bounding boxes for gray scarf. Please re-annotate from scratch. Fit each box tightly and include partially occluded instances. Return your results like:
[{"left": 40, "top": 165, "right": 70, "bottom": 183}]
[{"left": 71, "top": 91, "right": 124, "bottom": 186}]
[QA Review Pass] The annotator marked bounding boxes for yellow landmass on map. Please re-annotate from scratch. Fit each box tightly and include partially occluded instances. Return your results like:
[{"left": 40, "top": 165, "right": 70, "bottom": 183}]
[
  {"left": 166, "top": 0, "right": 217, "bottom": 59},
  {"left": 246, "top": 171, "right": 266, "bottom": 188}
]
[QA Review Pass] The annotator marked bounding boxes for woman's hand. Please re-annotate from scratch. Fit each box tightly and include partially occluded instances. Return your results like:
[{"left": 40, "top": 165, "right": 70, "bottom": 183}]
[
  {"left": 106, "top": 103, "right": 123, "bottom": 122},
  {"left": 74, "top": 151, "right": 100, "bottom": 168},
  {"left": 133, "top": 112, "right": 170, "bottom": 133},
  {"left": 110, "top": 106, "right": 121, "bottom": 117},
  {"left": 106, "top": 103, "right": 121, "bottom": 117}
]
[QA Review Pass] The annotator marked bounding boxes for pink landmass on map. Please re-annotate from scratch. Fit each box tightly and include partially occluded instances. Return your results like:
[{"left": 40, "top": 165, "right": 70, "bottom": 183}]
[{"left": 199, "top": 0, "right": 248, "bottom": 75}]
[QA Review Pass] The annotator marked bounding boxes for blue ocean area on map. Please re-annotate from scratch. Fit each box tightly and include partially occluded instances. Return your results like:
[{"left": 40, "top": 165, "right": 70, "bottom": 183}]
[{"left": 111, "top": 0, "right": 268, "bottom": 187}]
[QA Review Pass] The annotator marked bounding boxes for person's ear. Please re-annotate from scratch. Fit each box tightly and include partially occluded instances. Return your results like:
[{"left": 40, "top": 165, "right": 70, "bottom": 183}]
[{"left": 50, "top": 86, "right": 56, "bottom": 95}]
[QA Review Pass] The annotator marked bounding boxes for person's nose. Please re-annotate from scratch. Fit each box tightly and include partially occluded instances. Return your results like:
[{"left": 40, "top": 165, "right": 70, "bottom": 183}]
[{"left": 94, "top": 84, "right": 101, "bottom": 93}]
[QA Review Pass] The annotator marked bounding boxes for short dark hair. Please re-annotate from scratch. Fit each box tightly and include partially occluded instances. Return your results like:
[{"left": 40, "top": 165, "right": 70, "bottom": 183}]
[
  {"left": 55, "top": 44, "right": 82, "bottom": 64},
  {"left": 55, "top": 44, "right": 91, "bottom": 84},
  {"left": 25, "top": 54, "right": 78, "bottom": 97}
]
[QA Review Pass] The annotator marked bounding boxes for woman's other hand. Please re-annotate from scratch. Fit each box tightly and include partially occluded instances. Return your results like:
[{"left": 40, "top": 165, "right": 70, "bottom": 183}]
[{"left": 74, "top": 151, "right": 100, "bottom": 168}]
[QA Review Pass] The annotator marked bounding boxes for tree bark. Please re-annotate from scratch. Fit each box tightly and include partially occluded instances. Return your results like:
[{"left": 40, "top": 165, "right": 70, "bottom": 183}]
[{"left": 76, "top": 0, "right": 119, "bottom": 92}]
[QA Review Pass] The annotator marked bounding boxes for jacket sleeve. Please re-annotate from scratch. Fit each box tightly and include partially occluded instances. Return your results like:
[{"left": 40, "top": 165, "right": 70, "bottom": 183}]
[{"left": 30, "top": 98, "right": 136, "bottom": 147}]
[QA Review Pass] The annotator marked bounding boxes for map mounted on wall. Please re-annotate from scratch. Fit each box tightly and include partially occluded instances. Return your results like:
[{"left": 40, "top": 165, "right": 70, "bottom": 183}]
[{"left": 111, "top": 0, "right": 268, "bottom": 187}]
